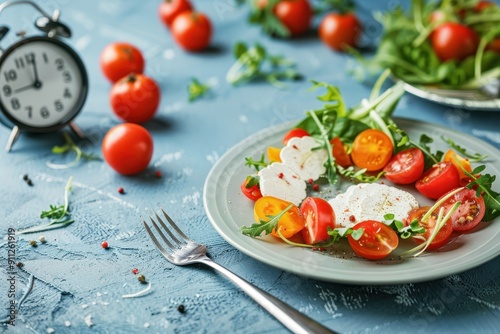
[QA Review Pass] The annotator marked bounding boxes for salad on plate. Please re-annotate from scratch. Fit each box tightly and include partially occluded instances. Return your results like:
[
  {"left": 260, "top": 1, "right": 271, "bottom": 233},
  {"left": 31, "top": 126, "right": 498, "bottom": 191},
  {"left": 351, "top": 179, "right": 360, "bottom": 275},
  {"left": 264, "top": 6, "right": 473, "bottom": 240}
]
[{"left": 238, "top": 74, "right": 500, "bottom": 261}]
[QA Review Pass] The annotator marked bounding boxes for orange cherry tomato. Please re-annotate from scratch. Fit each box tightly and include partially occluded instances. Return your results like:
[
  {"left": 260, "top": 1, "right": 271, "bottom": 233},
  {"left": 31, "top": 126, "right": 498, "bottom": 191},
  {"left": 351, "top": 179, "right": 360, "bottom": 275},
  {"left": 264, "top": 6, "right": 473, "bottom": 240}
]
[
  {"left": 330, "top": 137, "right": 352, "bottom": 168},
  {"left": 351, "top": 129, "right": 393, "bottom": 171},
  {"left": 443, "top": 149, "right": 473, "bottom": 186},
  {"left": 253, "top": 196, "right": 305, "bottom": 239},
  {"left": 267, "top": 146, "right": 282, "bottom": 163}
]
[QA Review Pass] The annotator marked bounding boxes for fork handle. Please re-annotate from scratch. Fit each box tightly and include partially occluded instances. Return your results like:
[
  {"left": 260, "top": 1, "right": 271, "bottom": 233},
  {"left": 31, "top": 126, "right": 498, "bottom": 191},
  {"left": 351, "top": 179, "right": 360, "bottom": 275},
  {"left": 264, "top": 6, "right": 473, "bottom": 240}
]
[{"left": 199, "top": 257, "right": 336, "bottom": 334}]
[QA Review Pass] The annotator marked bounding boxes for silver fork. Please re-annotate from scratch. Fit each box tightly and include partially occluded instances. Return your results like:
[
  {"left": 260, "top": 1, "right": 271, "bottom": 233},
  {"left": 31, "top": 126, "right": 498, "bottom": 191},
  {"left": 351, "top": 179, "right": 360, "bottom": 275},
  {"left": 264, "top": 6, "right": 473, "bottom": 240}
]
[{"left": 142, "top": 208, "right": 336, "bottom": 334}]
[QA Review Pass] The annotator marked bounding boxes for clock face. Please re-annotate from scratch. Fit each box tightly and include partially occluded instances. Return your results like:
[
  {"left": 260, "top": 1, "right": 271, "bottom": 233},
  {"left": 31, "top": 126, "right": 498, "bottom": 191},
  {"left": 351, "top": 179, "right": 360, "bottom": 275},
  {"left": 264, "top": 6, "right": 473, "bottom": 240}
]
[{"left": 0, "top": 37, "right": 87, "bottom": 131}]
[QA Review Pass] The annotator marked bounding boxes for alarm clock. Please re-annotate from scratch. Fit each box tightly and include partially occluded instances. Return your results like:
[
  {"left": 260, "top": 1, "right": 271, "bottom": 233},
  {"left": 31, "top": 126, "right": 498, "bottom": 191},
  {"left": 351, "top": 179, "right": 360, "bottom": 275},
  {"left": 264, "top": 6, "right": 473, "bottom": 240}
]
[{"left": 0, "top": 1, "right": 88, "bottom": 152}]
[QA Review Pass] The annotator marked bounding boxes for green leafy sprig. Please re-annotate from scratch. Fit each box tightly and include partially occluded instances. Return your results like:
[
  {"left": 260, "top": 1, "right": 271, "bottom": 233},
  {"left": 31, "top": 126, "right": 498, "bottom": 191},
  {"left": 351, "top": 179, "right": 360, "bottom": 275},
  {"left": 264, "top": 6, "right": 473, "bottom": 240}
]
[
  {"left": 383, "top": 213, "right": 425, "bottom": 239},
  {"left": 245, "top": 154, "right": 269, "bottom": 171},
  {"left": 187, "top": 78, "right": 212, "bottom": 102},
  {"left": 17, "top": 177, "right": 75, "bottom": 235},
  {"left": 441, "top": 136, "right": 488, "bottom": 162},
  {"left": 463, "top": 165, "right": 500, "bottom": 221},
  {"left": 247, "top": 0, "right": 290, "bottom": 38},
  {"left": 47, "top": 132, "right": 100, "bottom": 169},
  {"left": 226, "top": 42, "right": 302, "bottom": 88}
]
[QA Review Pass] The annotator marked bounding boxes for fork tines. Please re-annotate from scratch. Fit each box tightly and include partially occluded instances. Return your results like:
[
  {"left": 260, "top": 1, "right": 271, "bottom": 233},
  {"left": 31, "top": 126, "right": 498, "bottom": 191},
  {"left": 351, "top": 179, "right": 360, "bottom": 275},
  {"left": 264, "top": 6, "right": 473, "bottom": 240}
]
[{"left": 142, "top": 208, "right": 190, "bottom": 258}]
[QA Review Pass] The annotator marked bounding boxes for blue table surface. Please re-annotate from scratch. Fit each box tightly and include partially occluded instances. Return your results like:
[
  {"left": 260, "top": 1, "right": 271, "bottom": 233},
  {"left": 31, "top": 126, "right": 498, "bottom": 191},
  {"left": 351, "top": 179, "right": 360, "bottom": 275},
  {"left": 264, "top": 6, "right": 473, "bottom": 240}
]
[{"left": 1, "top": 1, "right": 500, "bottom": 333}]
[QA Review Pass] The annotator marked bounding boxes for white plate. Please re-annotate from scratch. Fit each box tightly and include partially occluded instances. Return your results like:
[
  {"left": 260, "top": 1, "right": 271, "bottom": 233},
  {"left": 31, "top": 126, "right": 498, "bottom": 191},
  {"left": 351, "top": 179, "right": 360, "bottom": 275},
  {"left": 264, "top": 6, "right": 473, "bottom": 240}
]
[
  {"left": 203, "top": 118, "right": 500, "bottom": 285},
  {"left": 401, "top": 81, "right": 500, "bottom": 111}
]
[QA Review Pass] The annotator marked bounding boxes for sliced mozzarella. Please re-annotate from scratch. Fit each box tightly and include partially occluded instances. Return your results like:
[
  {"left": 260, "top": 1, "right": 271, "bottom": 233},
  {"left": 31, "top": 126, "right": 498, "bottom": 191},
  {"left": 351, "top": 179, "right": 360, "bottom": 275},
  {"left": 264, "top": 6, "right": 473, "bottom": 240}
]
[
  {"left": 328, "top": 183, "right": 419, "bottom": 227},
  {"left": 258, "top": 162, "right": 306, "bottom": 206},
  {"left": 280, "top": 136, "right": 328, "bottom": 182}
]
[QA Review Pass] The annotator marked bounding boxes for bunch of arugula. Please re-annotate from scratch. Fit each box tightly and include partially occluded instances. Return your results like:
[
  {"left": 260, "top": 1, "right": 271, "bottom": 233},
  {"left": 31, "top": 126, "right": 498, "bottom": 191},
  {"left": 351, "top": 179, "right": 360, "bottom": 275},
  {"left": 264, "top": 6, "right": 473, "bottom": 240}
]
[{"left": 353, "top": 0, "right": 500, "bottom": 88}]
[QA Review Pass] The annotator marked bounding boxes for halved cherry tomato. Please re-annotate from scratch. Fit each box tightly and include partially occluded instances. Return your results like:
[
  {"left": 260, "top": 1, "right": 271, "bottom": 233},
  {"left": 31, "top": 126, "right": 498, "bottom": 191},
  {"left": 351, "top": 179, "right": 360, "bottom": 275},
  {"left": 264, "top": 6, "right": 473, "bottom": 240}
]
[
  {"left": 282, "top": 128, "right": 310, "bottom": 145},
  {"left": 443, "top": 149, "right": 473, "bottom": 186},
  {"left": 431, "top": 23, "right": 479, "bottom": 62},
  {"left": 383, "top": 148, "right": 424, "bottom": 184},
  {"left": 351, "top": 129, "right": 394, "bottom": 172},
  {"left": 330, "top": 137, "right": 352, "bottom": 168},
  {"left": 267, "top": 146, "right": 282, "bottom": 163},
  {"left": 299, "top": 197, "right": 336, "bottom": 245},
  {"left": 405, "top": 206, "right": 453, "bottom": 250},
  {"left": 347, "top": 220, "right": 399, "bottom": 260},
  {"left": 438, "top": 188, "right": 485, "bottom": 231},
  {"left": 254, "top": 196, "right": 305, "bottom": 238},
  {"left": 241, "top": 177, "right": 263, "bottom": 201},
  {"left": 415, "top": 161, "right": 460, "bottom": 199}
]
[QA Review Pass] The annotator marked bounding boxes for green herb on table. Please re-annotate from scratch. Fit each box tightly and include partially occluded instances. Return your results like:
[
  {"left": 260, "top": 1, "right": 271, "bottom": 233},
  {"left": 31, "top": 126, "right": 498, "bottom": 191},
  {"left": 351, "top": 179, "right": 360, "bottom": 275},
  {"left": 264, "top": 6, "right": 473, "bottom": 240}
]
[
  {"left": 226, "top": 41, "right": 302, "bottom": 88},
  {"left": 16, "top": 177, "right": 75, "bottom": 235},
  {"left": 47, "top": 132, "right": 101, "bottom": 169},
  {"left": 187, "top": 78, "right": 212, "bottom": 102}
]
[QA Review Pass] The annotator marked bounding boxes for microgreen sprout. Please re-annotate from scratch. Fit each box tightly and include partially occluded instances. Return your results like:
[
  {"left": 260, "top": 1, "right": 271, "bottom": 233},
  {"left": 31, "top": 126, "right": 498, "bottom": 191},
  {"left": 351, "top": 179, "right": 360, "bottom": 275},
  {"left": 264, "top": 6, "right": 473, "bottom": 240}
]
[
  {"left": 16, "top": 177, "right": 75, "bottom": 235},
  {"left": 187, "top": 78, "right": 212, "bottom": 102},
  {"left": 47, "top": 132, "right": 101, "bottom": 169}
]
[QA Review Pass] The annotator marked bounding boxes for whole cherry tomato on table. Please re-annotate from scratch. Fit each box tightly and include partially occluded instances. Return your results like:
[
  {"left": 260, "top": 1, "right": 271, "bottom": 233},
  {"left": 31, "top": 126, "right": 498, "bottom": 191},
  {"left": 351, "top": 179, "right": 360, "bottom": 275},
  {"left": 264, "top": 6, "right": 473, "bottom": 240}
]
[
  {"left": 415, "top": 161, "right": 460, "bottom": 199},
  {"left": 100, "top": 42, "right": 145, "bottom": 83},
  {"left": 299, "top": 197, "right": 336, "bottom": 245},
  {"left": 431, "top": 23, "right": 479, "bottom": 62},
  {"left": 171, "top": 11, "right": 212, "bottom": 52},
  {"left": 347, "top": 220, "right": 399, "bottom": 260},
  {"left": 383, "top": 148, "right": 425, "bottom": 184},
  {"left": 102, "top": 123, "right": 154, "bottom": 175},
  {"left": 273, "top": 0, "right": 313, "bottom": 37},
  {"left": 110, "top": 73, "right": 160, "bottom": 124},
  {"left": 319, "top": 12, "right": 361, "bottom": 51},
  {"left": 158, "top": 0, "right": 193, "bottom": 27},
  {"left": 405, "top": 206, "right": 453, "bottom": 250},
  {"left": 351, "top": 129, "right": 394, "bottom": 172}
]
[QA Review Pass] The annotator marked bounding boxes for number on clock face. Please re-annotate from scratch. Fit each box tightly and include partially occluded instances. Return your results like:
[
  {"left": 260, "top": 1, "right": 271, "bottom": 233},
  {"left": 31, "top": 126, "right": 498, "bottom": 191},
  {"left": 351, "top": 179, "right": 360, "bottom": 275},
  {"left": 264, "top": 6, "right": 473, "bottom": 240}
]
[{"left": 0, "top": 38, "right": 85, "bottom": 129}]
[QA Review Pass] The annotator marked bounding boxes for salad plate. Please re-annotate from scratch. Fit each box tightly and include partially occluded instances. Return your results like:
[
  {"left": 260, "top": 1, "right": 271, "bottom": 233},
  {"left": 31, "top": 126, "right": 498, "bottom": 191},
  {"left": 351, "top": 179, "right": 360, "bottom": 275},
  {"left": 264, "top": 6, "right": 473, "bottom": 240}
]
[
  {"left": 401, "top": 80, "right": 500, "bottom": 111},
  {"left": 203, "top": 118, "right": 500, "bottom": 285}
]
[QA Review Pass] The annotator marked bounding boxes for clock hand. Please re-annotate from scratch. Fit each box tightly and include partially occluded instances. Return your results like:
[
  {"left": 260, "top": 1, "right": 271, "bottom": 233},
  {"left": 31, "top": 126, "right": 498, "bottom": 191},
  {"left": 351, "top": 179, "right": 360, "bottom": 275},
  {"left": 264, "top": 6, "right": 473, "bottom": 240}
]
[
  {"left": 14, "top": 83, "right": 35, "bottom": 93},
  {"left": 31, "top": 54, "right": 42, "bottom": 88}
]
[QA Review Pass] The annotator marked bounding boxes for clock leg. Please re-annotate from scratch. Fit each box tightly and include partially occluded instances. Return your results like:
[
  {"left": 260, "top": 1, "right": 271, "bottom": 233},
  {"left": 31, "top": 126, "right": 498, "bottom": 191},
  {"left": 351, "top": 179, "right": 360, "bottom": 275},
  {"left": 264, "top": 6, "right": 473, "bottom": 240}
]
[
  {"left": 68, "top": 121, "right": 86, "bottom": 139},
  {"left": 5, "top": 126, "right": 20, "bottom": 152}
]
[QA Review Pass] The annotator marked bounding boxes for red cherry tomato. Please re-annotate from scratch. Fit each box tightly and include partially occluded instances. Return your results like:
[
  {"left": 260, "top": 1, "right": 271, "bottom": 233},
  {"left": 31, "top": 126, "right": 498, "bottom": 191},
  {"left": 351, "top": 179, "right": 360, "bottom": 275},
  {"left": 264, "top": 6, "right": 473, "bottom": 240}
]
[
  {"left": 487, "top": 38, "right": 500, "bottom": 53},
  {"left": 319, "top": 13, "right": 361, "bottom": 51},
  {"left": 405, "top": 206, "right": 453, "bottom": 250},
  {"left": 415, "top": 161, "right": 460, "bottom": 199},
  {"left": 330, "top": 137, "right": 352, "bottom": 168},
  {"left": 347, "top": 220, "right": 399, "bottom": 260},
  {"left": 110, "top": 74, "right": 160, "bottom": 124},
  {"left": 282, "top": 128, "right": 310, "bottom": 145},
  {"left": 438, "top": 188, "right": 485, "bottom": 231},
  {"left": 431, "top": 23, "right": 479, "bottom": 62},
  {"left": 474, "top": 1, "right": 495, "bottom": 11},
  {"left": 351, "top": 129, "right": 394, "bottom": 172},
  {"left": 274, "top": 0, "right": 312, "bottom": 37},
  {"left": 102, "top": 123, "right": 154, "bottom": 175},
  {"left": 299, "top": 197, "right": 336, "bottom": 245},
  {"left": 241, "top": 178, "right": 263, "bottom": 201},
  {"left": 158, "top": 0, "right": 193, "bottom": 28},
  {"left": 383, "top": 148, "right": 425, "bottom": 184},
  {"left": 171, "top": 11, "right": 212, "bottom": 52},
  {"left": 100, "top": 42, "right": 145, "bottom": 83}
]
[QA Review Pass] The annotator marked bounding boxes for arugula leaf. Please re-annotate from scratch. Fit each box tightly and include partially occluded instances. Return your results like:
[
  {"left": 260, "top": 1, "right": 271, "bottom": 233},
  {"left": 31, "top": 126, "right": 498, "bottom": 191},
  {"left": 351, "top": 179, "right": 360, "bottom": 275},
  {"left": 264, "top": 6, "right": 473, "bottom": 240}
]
[
  {"left": 244, "top": 174, "right": 260, "bottom": 188},
  {"left": 441, "top": 136, "right": 488, "bottom": 162},
  {"left": 188, "top": 78, "right": 212, "bottom": 102},
  {"left": 241, "top": 203, "right": 294, "bottom": 237},
  {"left": 463, "top": 168, "right": 500, "bottom": 221},
  {"left": 245, "top": 154, "right": 269, "bottom": 171}
]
